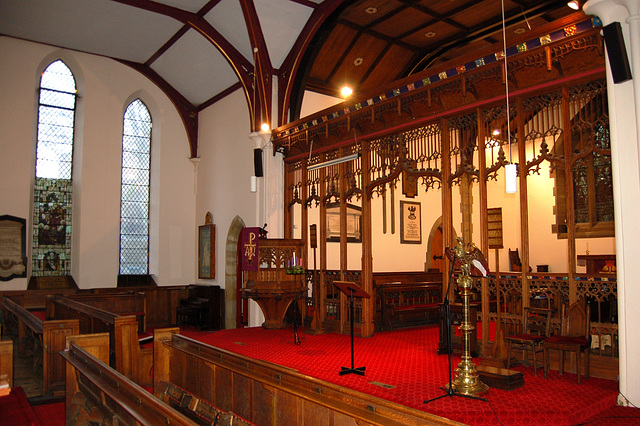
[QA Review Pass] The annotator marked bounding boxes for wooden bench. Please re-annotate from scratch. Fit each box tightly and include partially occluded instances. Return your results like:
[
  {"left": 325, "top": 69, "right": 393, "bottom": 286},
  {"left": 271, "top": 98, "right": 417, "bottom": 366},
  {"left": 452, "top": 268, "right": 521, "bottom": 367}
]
[
  {"left": 152, "top": 329, "right": 457, "bottom": 425},
  {"left": 69, "top": 292, "right": 147, "bottom": 332},
  {"left": 46, "top": 294, "right": 152, "bottom": 387},
  {"left": 61, "top": 333, "right": 237, "bottom": 425},
  {"left": 377, "top": 282, "right": 442, "bottom": 330},
  {"left": 2, "top": 296, "right": 79, "bottom": 395}
]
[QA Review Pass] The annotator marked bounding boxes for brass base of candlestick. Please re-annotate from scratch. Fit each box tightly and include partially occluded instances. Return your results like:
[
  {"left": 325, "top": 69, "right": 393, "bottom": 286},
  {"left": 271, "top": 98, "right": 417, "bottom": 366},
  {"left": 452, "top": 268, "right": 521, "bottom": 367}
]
[{"left": 445, "top": 361, "right": 490, "bottom": 396}]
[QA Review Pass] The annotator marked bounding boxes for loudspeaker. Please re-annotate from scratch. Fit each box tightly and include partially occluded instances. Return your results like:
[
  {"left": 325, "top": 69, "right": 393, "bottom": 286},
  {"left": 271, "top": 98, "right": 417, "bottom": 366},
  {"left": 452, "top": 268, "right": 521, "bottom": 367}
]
[
  {"left": 254, "top": 148, "right": 263, "bottom": 177},
  {"left": 603, "top": 22, "right": 632, "bottom": 84}
]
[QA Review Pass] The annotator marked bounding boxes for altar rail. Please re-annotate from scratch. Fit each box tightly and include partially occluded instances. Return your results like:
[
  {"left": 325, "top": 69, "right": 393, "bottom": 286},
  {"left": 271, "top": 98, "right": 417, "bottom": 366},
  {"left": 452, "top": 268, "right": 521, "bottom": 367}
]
[
  {"left": 2, "top": 296, "right": 79, "bottom": 395},
  {"left": 153, "top": 330, "right": 460, "bottom": 425},
  {"left": 46, "top": 294, "right": 152, "bottom": 387}
]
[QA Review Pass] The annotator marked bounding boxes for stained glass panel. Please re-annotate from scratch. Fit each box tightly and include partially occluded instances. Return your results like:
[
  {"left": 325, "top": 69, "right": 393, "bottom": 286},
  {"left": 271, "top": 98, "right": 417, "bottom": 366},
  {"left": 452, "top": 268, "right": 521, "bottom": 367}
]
[{"left": 32, "top": 60, "right": 76, "bottom": 277}]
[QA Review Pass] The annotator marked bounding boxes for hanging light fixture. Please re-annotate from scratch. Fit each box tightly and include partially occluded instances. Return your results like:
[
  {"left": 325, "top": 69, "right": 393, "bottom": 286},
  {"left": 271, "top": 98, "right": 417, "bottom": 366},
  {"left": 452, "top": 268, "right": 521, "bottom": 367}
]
[
  {"left": 567, "top": 1, "right": 580, "bottom": 11},
  {"left": 502, "top": 0, "right": 517, "bottom": 194}
]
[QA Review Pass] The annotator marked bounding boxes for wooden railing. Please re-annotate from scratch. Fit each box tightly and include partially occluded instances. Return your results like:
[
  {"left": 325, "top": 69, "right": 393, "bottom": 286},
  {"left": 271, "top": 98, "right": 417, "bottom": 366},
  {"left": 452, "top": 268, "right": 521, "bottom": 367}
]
[
  {"left": 153, "top": 331, "right": 462, "bottom": 426},
  {"left": 2, "top": 296, "right": 79, "bottom": 395},
  {"left": 46, "top": 294, "right": 152, "bottom": 387}
]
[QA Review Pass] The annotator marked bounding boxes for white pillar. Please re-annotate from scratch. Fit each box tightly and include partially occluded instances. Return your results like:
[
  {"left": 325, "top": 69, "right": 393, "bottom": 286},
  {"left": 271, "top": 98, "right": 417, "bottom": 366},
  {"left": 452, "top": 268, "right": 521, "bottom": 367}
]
[{"left": 585, "top": 0, "right": 640, "bottom": 407}]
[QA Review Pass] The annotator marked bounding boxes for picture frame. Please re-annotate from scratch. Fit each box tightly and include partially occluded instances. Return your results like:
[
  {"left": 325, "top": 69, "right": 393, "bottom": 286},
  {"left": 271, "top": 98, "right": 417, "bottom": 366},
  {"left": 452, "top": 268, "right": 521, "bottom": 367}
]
[
  {"left": 326, "top": 202, "right": 362, "bottom": 243},
  {"left": 0, "top": 215, "right": 27, "bottom": 281},
  {"left": 198, "top": 212, "right": 215, "bottom": 279},
  {"left": 400, "top": 200, "right": 421, "bottom": 244}
]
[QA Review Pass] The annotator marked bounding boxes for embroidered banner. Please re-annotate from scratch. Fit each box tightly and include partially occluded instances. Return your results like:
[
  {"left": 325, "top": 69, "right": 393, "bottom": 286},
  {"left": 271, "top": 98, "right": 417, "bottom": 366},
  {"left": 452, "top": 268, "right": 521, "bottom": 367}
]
[{"left": 240, "top": 227, "right": 260, "bottom": 271}]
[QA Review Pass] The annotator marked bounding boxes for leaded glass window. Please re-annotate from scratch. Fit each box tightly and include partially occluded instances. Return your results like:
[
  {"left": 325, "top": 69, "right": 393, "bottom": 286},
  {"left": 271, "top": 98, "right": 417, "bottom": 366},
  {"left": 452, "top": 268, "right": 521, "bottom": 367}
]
[
  {"left": 32, "top": 60, "right": 76, "bottom": 277},
  {"left": 119, "top": 99, "right": 151, "bottom": 275}
]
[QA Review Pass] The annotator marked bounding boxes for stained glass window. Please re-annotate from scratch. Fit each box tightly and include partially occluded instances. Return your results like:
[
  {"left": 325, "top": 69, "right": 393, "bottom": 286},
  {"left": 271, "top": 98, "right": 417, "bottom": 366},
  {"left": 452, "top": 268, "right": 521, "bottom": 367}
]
[
  {"left": 32, "top": 60, "right": 76, "bottom": 277},
  {"left": 119, "top": 99, "right": 151, "bottom": 275}
]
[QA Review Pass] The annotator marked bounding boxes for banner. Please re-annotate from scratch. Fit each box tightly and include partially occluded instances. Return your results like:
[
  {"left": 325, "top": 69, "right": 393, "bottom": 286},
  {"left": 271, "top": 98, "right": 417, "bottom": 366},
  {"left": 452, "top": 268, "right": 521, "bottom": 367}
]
[{"left": 240, "top": 227, "right": 260, "bottom": 271}]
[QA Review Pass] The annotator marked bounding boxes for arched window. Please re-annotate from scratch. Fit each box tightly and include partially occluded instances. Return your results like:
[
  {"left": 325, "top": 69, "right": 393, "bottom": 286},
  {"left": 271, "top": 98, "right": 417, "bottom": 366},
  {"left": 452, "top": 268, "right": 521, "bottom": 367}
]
[
  {"left": 119, "top": 99, "right": 152, "bottom": 275},
  {"left": 32, "top": 60, "right": 77, "bottom": 277}
]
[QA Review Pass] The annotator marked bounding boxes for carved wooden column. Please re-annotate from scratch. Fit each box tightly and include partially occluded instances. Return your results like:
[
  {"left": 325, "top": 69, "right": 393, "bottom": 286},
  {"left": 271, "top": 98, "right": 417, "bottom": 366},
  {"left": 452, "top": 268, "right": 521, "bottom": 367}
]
[
  {"left": 441, "top": 118, "right": 454, "bottom": 300},
  {"left": 361, "top": 140, "right": 374, "bottom": 337}
]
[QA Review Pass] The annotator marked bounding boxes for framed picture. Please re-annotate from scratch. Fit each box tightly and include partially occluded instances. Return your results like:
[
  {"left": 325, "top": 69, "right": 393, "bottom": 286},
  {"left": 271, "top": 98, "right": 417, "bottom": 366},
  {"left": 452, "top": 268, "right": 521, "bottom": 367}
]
[
  {"left": 326, "top": 202, "right": 362, "bottom": 243},
  {"left": 198, "top": 213, "right": 215, "bottom": 279},
  {"left": 0, "top": 215, "right": 27, "bottom": 281},
  {"left": 400, "top": 201, "right": 421, "bottom": 244}
]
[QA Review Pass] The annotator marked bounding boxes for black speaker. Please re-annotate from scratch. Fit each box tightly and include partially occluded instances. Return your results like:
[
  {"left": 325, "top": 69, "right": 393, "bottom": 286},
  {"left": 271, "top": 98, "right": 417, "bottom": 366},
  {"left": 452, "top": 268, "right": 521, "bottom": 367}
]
[
  {"left": 603, "top": 22, "right": 632, "bottom": 84},
  {"left": 254, "top": 148, "right": 263, "bottom": 177}
]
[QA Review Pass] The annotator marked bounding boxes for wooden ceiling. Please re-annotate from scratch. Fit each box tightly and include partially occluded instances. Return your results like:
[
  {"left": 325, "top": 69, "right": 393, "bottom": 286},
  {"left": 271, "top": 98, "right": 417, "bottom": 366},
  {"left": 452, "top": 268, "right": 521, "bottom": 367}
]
[{"left": 303, "top": 0, "right": 576, "bottom": 99}]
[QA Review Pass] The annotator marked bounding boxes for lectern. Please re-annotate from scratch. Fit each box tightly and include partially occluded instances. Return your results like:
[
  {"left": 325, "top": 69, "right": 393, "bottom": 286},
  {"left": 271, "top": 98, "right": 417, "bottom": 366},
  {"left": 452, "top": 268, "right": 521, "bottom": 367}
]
[{"left": 334, "top": 281, "right": 370, "bottom": 376}]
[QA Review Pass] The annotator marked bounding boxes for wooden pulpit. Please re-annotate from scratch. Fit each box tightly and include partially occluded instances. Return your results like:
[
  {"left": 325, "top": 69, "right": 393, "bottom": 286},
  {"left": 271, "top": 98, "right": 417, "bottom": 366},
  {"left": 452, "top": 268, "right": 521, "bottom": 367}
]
[{"left": 240, "top": 238, "right": 307, "bottom": 329}]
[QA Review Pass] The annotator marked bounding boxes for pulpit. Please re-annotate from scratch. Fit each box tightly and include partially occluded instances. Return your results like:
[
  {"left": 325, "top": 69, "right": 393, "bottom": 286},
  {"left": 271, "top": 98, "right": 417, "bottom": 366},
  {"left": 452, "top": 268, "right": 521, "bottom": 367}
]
[{"left": 240, "top": 238, "right": 307, "bottom": 329}]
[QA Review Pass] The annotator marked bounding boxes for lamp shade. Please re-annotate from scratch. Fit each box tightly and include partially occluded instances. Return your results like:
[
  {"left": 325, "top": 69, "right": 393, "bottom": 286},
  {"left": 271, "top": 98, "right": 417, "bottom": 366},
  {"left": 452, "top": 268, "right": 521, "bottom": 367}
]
[{"left": 505, "top": 163, "right": 517, "bottom": 193}]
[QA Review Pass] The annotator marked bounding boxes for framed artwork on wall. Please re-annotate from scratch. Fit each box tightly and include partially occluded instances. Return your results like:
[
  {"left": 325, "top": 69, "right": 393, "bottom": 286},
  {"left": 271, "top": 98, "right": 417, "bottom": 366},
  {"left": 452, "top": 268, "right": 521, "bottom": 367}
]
[
  {"left": 400, "top": 201, "right": 421, "bottom": 244},
  {"left": 198, "top": 212, "right": 215, "bottom": 279},
  {"left": 0, "top": 215, "right": 27, "bottom": 281},
  {"left": 326, "top": 203, "right": 362, "bottom": 243}
]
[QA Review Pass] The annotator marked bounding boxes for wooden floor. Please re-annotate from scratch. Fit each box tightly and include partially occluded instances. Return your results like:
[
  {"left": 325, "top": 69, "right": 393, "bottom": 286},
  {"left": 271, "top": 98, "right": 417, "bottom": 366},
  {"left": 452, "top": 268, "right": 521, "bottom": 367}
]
[{"left": 14, "top": 347, "right": 43, "bottom": 400}]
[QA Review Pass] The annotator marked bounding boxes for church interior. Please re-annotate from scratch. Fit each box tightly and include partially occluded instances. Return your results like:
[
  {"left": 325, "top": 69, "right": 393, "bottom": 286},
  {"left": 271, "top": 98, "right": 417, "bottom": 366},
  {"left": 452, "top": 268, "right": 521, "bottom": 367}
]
[{"left": 1, "top": 0, "right": 640, "bottom": 424}]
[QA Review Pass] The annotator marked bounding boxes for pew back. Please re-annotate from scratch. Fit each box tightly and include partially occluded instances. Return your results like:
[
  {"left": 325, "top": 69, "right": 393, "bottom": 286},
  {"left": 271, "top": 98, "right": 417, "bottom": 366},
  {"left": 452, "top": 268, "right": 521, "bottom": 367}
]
[
  {"left": 2, "top": 296, "right": 79, "bottom": 395},
  {"left": 46, "top": 294, "right": 151, "bottom": 387},
  {"left": 62, "top": 334, "right": 200, "bottom": 425},
  {"left": 154, "top": 332, "right": 460, "bottom": 426}
]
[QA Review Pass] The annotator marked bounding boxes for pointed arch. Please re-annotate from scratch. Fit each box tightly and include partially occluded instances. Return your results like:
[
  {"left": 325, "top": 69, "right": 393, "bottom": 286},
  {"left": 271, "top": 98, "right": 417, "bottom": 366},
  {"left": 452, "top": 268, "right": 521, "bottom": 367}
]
[{"left": 224, "top": 215, "right": 246, "bottom": 328}]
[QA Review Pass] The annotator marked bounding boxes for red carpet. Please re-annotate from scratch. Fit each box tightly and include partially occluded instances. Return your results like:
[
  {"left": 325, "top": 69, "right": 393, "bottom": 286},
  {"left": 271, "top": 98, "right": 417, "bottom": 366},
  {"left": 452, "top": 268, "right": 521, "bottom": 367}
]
[{"left": 180, "top": 325, "right": 636, "bottom": 426}]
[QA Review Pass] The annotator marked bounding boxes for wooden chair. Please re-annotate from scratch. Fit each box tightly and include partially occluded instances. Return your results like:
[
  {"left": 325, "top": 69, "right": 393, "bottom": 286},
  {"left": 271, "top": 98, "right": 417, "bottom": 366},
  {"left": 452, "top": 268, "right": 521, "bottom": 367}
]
[
  {"left": 543, "top": 302, "right": 591, "bottom": 384},
  {"left": 506, "top": 307, "right": 552, "bottom": 376}
]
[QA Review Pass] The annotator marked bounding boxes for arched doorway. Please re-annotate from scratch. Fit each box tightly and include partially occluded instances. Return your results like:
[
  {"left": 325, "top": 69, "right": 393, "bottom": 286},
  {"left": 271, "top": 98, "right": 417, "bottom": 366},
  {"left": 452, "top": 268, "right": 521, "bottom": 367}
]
[
  {"left": 224, "top": 215, "right": 245, "bottom": 329},
  {"left": 425, "top": 217, "right": 444, "bottom": 272}
]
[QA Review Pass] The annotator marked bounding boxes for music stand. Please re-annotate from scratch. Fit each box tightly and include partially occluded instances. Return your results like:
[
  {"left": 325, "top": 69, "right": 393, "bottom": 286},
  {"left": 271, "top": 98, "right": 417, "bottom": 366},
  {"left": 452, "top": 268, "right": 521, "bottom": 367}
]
[{"left": 334, "top": 281, "right": 370, "bottom": 376}]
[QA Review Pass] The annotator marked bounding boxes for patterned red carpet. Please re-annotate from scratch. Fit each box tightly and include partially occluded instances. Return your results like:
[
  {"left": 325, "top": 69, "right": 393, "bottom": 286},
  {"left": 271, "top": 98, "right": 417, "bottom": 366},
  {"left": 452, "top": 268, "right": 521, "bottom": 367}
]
[{"left": 180, "top": 324, "right": 638, "bottom": 426}]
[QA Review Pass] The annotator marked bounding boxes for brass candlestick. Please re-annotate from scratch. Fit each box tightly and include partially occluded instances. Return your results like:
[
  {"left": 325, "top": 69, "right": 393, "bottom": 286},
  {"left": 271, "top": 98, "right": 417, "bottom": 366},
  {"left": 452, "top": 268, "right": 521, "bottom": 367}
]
[{"left": 445, "top": 239, "right": 489, "bottom": 396}]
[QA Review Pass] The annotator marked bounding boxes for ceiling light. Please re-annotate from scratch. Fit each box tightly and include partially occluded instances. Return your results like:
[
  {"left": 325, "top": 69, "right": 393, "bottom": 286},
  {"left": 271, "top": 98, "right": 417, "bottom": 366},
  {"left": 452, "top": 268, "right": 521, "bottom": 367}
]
[
  {"left": 514, "top": 27, "right": 526, "bottom": 35},
  {"left": 341, "top": 86, "right": 353, "bottom": 98},
  {"left": 567, "top": 0, "right": 580, "bottom": 10},
  {"left": 260, "top": 123, "right": 270, "bottom": 132},
  {"left": 365, "top": 7, "right": 378, "bottom": 14},
  {"left": 425, "top": 31, "right": 436, "bottom": 38},
  {"left": 353, "top": 57, "right": 364, "bottom": 66},
  {"left": 307, "top": 153, "right": 361, "bottom": 171}
]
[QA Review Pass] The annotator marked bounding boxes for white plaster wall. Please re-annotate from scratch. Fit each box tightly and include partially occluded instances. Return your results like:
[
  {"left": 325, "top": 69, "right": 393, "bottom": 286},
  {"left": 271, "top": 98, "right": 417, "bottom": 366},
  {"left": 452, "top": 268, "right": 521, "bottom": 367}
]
[
  {"left": 197, "top": 89, "right": 264, "bottom": 326},
  {"left": 0, "top": 37, "right": 196, "bottom": 289}
]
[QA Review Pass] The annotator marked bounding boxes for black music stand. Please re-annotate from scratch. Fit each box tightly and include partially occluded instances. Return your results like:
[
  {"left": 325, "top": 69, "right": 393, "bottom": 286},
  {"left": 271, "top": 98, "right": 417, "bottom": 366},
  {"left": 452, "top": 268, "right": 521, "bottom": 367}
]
[{"left": 334, "top": 281, "right": 370, "bottom": 376}]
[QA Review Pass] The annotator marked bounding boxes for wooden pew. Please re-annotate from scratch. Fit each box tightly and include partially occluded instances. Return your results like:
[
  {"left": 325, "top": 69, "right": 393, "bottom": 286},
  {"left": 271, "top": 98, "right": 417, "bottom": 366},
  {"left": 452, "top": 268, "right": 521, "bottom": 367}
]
[
  {"left": 69, "top": 292, "right": 147, "bottom": 332},
  {"left": 377, "top": 282, "right": 442, "bottom": 330},
  {"left": 46, "top": 294, "right": 152, "bottom": 387},
  {"left": 153, "top": 330, "right": 460, "bottom": 426},
  {"left": 372, "top": 271, "right": 443, "bottom": 330},
  {"left": 63, "top": 332, "right": 251, "bottom": 425},
  {"left": 2, "top": 296, "right": 79, "bottom": 395}
]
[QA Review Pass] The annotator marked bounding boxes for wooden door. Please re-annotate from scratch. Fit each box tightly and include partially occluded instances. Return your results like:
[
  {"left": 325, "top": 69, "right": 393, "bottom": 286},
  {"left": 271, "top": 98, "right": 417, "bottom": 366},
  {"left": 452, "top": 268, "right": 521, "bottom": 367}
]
[{"left": 431, "top": 226, "right": 444, "bottom": 272}]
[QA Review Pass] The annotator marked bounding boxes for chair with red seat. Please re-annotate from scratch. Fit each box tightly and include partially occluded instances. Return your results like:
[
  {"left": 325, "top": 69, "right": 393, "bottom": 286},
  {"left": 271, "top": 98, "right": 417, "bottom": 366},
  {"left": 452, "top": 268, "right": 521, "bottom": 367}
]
[
  {"left": 506, "top": 307, "right": 552, "bottom": 376},
  {"left": 543, "top": 302, "right": 591, "bottom": 384}
]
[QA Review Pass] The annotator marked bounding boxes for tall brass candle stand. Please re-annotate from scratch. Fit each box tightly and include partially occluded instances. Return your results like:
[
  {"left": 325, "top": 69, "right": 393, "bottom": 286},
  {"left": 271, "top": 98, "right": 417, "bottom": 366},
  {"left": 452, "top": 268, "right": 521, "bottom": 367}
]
[{"left": 445, "top": 267, "right": 489, "bottom": 396}]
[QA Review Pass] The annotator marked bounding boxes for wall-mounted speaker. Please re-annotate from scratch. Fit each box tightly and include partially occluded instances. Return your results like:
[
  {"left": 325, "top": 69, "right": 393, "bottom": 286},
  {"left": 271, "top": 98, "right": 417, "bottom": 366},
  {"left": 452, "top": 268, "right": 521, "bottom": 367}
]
[
  {"left": 603, "top": 22, "right": 632, "bottom": 84},
  {"left": 254, "top": 148, "right": 263, "bottom": 177}
]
